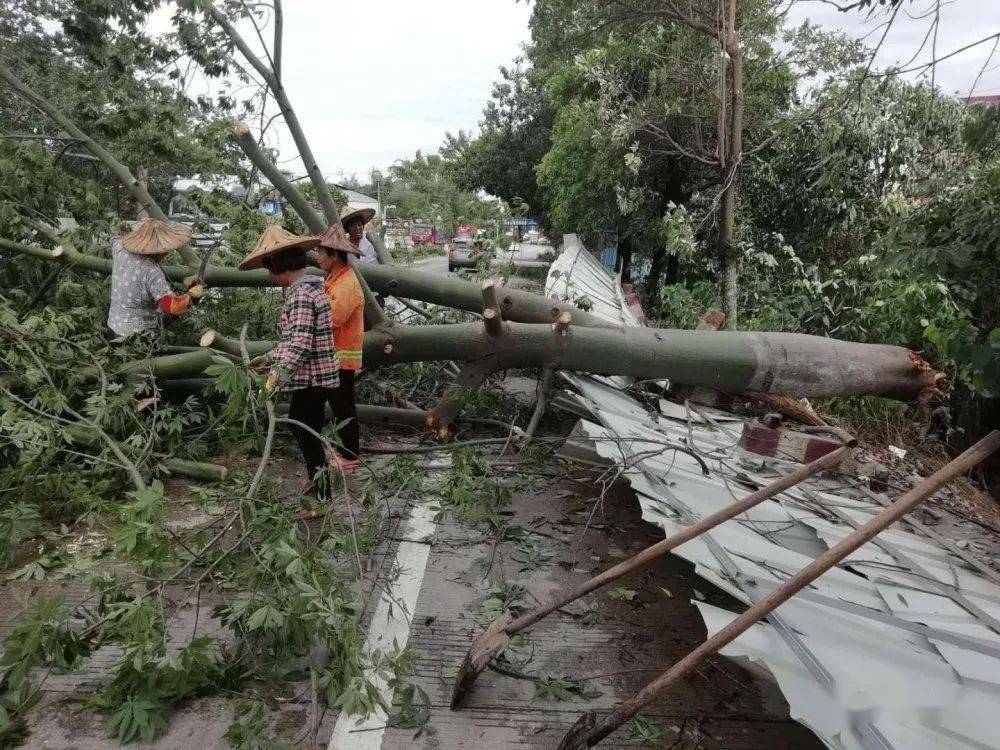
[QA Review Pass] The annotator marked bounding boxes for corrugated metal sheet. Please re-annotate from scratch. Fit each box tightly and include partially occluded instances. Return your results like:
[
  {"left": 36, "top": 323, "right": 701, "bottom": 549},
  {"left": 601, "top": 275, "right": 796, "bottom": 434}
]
[{"left": 545, "top": 236, "right": 1000, "bottom": 750}]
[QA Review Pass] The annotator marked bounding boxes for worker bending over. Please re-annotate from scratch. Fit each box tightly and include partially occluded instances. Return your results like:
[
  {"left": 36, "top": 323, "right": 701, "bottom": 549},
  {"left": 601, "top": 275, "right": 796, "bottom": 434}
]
[{"left": 106, "top": 219, "right": 194, "bottom": 339}]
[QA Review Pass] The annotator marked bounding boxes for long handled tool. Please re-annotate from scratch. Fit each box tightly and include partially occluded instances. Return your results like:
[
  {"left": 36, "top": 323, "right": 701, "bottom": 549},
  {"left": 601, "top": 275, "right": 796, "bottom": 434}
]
[
  {"left": 449, "top": 444, "right": 853, "bottom": 708},
  {"left": 557, "top": 430, "right": 1000, "bottom": 749},
  {"left": 183, "top": 239, "right": 221, "bottom": 299}
]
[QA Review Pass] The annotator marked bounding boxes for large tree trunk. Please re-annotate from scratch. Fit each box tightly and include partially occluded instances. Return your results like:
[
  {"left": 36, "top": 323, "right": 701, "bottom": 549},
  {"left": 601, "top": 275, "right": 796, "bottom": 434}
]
[
  {"left": 0, "top": 237, "right": 614, "bottom": 328},
  {"left": 718, "top": 0, "right": 744, "bottom": 331},
  {"left": 2, "top": 236, "right": 941, "bottom": 402},
  {"left": 200, "top": 322, "right": 941, "bottom": 403}
]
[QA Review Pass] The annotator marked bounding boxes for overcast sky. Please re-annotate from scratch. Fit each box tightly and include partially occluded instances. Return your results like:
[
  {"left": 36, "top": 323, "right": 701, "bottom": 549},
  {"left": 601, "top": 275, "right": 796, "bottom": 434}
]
[
  {"left": 228, "top": 0, "right": 533, "bottom": 183},
  {"left": 177, "top": 0, "right": 999, "bottom": 184},
  {"left": 787, "top": 0, "right": 1000, "bottom": 97}
]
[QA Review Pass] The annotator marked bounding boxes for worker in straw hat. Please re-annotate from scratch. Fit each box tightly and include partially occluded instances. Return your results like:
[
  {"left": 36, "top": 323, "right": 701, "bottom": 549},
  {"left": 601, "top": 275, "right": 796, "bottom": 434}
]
[
  {"left": 313, "top": 224, "right": 364, "bottom": 470},
  {"left": 106, "top": 219, "right": 195, "bottom": 339},
  {"left": 241, "top": 225, "right": 340, "bottom": 496},
  {"left": 340, "top": 204, "right": 378, "bottom": 263}
]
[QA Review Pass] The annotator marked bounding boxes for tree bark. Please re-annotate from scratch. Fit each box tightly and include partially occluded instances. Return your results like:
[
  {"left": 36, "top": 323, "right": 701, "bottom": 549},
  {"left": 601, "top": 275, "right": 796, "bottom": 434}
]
[
  {"left": 231, "top": 123, "right": 325, "bottom": 234},
  {"left": 200, "top": 323, "right": 940, "bottom": 402},
  {"left": 718, "top": 0, "right": 744, "bottom": 331}
]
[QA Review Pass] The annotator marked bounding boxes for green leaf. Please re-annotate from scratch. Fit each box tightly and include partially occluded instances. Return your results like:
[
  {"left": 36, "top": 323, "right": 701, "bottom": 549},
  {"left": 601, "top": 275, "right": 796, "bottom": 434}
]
[
  {"left": 609, "top": 587, "right": 638, "bottom": 602},
  {"left": 989, "top": 329, "right": 1000, "bottom": 350},
  {"left": 246, "top": 605, "right": 285, "bottom": 631}
]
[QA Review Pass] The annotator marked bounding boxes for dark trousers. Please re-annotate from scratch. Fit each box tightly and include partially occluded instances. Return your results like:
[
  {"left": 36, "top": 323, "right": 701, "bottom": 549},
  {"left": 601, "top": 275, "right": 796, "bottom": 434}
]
[
  {"left": 288, "top": 386, "right": 335, "bottom": 485},
  {"left": 327, "top": 369, "right": 359, "bottom": 459}
]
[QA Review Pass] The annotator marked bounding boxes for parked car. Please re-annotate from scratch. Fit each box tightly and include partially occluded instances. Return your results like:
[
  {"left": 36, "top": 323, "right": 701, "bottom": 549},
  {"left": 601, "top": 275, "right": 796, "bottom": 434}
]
[{"left": 447, "top": 237, "right": 490, "bottom": 271}]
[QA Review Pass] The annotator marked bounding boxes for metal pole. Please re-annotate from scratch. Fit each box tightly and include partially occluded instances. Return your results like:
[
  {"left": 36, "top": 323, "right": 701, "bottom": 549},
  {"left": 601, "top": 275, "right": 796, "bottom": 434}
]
[{"left": 558, "top": 430, "right": 1000, "bottom": 748}]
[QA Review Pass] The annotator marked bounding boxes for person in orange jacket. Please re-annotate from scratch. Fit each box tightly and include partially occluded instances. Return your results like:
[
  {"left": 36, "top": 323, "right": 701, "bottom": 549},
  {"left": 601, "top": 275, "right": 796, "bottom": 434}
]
[{"left": 313, "top": 224, "right": 364, "bottom": 469}]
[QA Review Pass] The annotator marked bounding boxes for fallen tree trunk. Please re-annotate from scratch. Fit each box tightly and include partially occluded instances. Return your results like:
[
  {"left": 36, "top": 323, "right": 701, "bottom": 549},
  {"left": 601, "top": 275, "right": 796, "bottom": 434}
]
[
  {"left": 4, "top": 241, "right": 941, "bottom": 402},
  {"left": 201, "top": 323, "right": 940, "bottom": 402},
  {"left": 0, "top": 237, "right": 609, "bottom": 327}
]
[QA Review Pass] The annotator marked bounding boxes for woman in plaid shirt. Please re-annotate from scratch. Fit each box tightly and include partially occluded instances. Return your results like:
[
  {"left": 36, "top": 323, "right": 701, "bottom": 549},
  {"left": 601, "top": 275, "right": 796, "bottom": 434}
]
[{"left": 241, "top": 228, "right": 339, "bottom": 495}]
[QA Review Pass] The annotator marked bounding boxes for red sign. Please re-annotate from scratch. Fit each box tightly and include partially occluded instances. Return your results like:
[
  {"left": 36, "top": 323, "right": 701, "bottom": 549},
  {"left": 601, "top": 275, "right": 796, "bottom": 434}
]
[{"left": 456, "top": 224, "right": 477, "bottom": 237}]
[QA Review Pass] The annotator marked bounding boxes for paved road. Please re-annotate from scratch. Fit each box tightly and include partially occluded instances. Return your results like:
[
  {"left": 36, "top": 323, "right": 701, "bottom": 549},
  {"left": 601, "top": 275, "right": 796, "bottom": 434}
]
[
  {"left": 406, "top": 241, "right": 554, "bottom": 277},
  {"left": 410, "top": 253, "right": 447, "bottom": 274}
]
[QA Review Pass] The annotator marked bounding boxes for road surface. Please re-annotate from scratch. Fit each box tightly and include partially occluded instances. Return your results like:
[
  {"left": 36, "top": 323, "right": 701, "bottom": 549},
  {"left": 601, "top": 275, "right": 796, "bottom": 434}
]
[{"left": 406, "top": 241, "right": 554, "bottom": 277}]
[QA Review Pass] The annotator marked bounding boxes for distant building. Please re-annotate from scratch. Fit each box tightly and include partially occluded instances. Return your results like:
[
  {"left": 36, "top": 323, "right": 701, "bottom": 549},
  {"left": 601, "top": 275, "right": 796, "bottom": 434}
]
[
  {"left": 336, "top": 185, "right": 379, "bottom": 217},
  {"left": 965, "top": 94, "right": 1000, "bottom": 106},
  {"left": 168, "top": 175, "right": 380, "bottom": 224}
]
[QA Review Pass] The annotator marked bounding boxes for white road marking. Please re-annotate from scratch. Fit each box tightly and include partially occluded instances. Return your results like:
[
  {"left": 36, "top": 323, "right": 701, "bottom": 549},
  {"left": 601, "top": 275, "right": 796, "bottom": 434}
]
[{"left": 327, "top": 501, "right": 438, "bottom": 750}]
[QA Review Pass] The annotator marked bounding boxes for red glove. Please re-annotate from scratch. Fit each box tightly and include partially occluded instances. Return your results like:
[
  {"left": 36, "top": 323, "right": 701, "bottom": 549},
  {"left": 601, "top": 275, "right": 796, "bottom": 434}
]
[{"left": 157, "top": 294, "right": 192, "bottom": 317}]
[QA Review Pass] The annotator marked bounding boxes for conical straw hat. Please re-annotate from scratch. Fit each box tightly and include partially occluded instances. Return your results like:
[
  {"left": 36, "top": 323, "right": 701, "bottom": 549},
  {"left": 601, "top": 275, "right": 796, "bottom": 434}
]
[
  {"left": 315, "top": 223, "right": 361, "bottom": 256},
  {"left": 122, "top": 219, "right": 191, "bottom": 256},
  {"left": 238, "top": 224, "right": 319, "bottom": 270},
  {"left": 340, "top": 204, "right": 375, "bottom": 228}
]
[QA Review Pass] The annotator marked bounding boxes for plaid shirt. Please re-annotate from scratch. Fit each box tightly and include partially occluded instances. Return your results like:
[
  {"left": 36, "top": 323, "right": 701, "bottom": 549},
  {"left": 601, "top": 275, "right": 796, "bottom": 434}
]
[{"left": 270, "top": 276, "right": 339, "bottom": 391}]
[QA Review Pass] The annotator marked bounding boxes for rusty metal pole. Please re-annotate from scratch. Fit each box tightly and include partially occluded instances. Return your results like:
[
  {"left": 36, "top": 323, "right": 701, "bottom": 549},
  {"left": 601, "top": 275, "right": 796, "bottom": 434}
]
[
  {"left": 558, "top": 430, "right": 1000, "bottom": 749},
  {"left": 450, "top": 444, "right": 853, "bottom": 708}
]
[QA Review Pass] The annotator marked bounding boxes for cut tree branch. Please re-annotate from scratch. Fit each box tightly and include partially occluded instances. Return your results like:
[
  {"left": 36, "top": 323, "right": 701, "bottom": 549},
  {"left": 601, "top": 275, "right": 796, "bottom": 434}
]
[
  {"left": 196, "top": 0, "right": 340, "bottom": 223},
  {"left": 231, "top": 122, "right": 325, "bottom": 233}
]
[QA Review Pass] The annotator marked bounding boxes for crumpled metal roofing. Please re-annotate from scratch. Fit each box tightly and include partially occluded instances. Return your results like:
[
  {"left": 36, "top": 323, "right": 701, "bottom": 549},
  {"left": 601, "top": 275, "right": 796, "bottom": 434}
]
[{"left": 546, "top": 235, "right": 1000, "bottom": 750}]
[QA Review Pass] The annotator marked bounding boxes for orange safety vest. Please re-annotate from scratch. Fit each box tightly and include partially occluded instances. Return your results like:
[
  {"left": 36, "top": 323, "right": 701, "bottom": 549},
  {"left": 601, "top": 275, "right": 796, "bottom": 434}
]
[{"left": 322, "top": 265, "right": 364, "bottom": 371}]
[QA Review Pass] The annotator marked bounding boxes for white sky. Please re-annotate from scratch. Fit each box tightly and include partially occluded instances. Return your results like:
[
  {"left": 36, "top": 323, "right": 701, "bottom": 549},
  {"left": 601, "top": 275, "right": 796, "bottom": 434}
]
[
  {"left": 786, "top": 0, "right": 1000, "bottom": 98},
  {"left": 220, "top": 0, "right": 533, "bottom": 182},
  {"left": 160, "top": 0, "right": 999, "bottom": 183}
]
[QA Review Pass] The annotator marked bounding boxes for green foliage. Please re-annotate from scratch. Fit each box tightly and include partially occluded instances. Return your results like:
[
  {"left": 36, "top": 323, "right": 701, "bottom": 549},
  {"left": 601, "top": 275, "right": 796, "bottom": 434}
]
[
  {"left": 89, "top": 629, "right": 226, "bottom": 743},
  {"left": 476, "top": 579, "right": 526, "bottom": 623},
  {"left": 223, "top": 699, "right": 297, "bottom": 750},
  {"left": 111, "top": 481, "right": 172, "bottom": 573},
  {"left": 385, "top": 150, "right": 508, "bottom": 231},
  {"left": 1, "top": 0, "right": 244, "bottom": 218},
  {"left": 105, "top": 697, "right": 167, "bottom": 745},
  {"left": 1, "top": 596, "right": 92, "bottom": 676},
  {"left": 533, "top": 673, "right": 602, "bottom": 702},
  {"left": 432, "top": 447, "right": 513, "bottom": 525},
  {"left": 0, "top": 504, "right": 42, "bottom": 567},
  {"left": 657, "top": 281, "right": 719, "bottom": 330},
  {"left": 626, "top": 715, "right": 664, "bottom": 744},
  {"left": 0, "top": 596, "right": 94, "bottom": 746}
]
